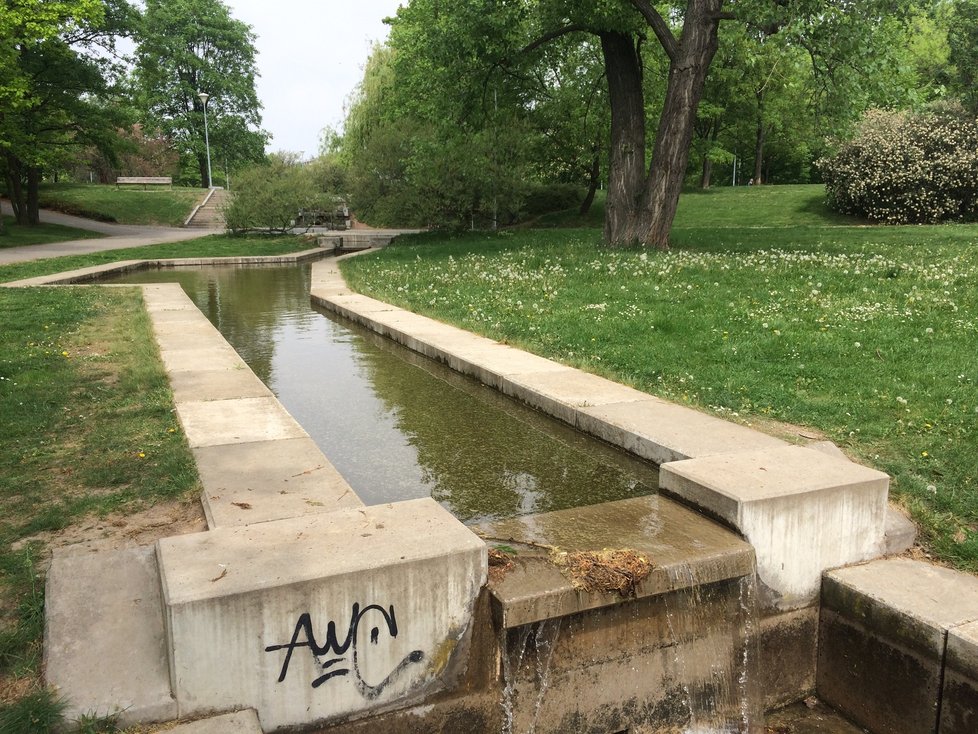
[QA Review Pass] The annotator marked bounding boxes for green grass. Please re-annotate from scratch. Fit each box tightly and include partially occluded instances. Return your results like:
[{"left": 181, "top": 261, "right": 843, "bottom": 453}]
[
  {"left": 0, "top": 287, "right": 202, "bottom": 707},
  {"left": 37, "top": 182, "right": 205, "bottom": 227},
  {"left": 0, "top": 216, "right": 103, "bottom": 249},
  {"left": 341, "top": 184, "right": 978, "bottom": 571},
  {"left": 0, "top": 234, "right": 314, "bottom": 284}
]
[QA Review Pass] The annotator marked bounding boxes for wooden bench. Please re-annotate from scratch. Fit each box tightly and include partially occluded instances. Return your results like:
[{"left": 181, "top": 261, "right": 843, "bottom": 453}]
[{"left": 116, "top": 176, "right": 172, "bottom": 189}]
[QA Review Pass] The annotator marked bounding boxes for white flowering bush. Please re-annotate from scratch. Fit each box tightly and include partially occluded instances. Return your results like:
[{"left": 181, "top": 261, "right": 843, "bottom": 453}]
[{"left": 818, "top": 106, "right": 978, "bottom": 224}]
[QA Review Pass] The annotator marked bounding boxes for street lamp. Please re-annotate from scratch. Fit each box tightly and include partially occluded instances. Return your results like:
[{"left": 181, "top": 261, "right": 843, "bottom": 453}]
[{"left": 198, "top": 91, "right": 213, "bottom": 188}]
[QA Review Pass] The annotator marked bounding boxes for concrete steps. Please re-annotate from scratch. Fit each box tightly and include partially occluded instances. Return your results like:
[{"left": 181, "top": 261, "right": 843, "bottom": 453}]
[{"left": 185, "top": 188, "right": 230, "bottom": 229}]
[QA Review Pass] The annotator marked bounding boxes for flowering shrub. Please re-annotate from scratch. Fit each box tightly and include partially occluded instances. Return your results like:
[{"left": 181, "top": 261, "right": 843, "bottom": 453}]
[{"left": 818, "top": 106, "right": 978, "bottom": 224}]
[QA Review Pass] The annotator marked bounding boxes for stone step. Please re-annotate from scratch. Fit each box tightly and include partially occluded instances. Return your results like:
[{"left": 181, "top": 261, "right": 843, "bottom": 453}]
[{"left": 45, "top": 546, "right": 177, "bottom": 727}]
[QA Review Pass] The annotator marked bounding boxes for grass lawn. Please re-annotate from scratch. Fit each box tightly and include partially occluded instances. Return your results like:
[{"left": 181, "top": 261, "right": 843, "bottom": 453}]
[
  {"left": 0, "top": 216, "right": 103, "bottom": 249},
  {"left": 0, "top": 286, "right": 200, "bottom": 727},
  {"left": 36, "top": 182, "right": 206, "bottom": 227},
  {"left": 341, "top": 184, "right": 978, "bottom": 571},
  {"left": 0, "top": 233, "right": 314, "bottom": 729}
]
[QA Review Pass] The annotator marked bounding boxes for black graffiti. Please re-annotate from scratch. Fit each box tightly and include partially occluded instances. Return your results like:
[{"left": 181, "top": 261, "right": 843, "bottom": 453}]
[{"left": 264, "top": 603, "right": 424, "bottom": 698}]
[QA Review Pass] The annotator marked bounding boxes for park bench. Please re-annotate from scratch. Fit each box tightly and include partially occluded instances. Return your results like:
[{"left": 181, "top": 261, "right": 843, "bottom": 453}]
[{"left": 116, "top": 176, "right": 172, "bottom": 189}]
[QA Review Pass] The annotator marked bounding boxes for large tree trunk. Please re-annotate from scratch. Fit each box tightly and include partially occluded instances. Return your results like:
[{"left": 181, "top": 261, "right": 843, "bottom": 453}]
[
  {"left": 600, "top": 31, "right": 647, "bottom": 246},
  {"left": 634, "top": 0, "right": 724, "bottom": 249}
]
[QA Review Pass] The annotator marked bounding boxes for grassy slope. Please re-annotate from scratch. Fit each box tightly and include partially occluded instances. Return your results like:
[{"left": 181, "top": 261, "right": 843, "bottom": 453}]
[
  {"left": 37, "top": 182, "right": 205, "bottom": 227},
  {"left": 341, "top": 184, "right": 978, "bottom": 570}
]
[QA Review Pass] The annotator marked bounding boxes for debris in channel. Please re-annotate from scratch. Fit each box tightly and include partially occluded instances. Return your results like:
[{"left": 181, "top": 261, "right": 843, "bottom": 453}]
[{"left": 550, "top": 548, "right": 654, "bottom": 597}]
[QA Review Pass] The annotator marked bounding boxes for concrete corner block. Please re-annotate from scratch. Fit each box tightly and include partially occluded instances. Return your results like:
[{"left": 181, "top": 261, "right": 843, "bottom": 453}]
[
  {"left": 885, "top": 505, "right": 918, "bottom": 555},
  {"left": 157, "top": 499, "right": 486, "bottom": 731},
  {"left": 660, "top": 446, "right": 888, "bottom": 609},
  {"left": 942, "top": 621, "right": 978, "bottom": 734},
  {"left": 820, "top": 558, "right": 978, "bottom": 734}
]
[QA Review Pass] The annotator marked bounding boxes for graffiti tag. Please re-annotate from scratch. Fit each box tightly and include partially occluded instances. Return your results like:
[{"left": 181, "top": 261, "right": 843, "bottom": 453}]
[{"left": 264, "top": 603, "right": 424, "bottom": 698}]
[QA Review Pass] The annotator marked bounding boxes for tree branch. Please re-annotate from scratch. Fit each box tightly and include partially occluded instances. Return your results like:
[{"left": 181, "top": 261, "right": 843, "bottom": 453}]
[
  {"left": 519, "top": 24, "right": 589, "bottom": 56},
  {"left": 629, "top": 0, "right": 677, "bottom": 61}
]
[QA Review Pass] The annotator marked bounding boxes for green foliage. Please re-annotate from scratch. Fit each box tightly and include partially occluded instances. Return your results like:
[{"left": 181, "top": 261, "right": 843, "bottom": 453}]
[
  {"left": 0, "top": 689, "right": 67, "bottom": 734},
  {"left": 223, "top": 155, "right": 333, "bottom": 233},
  {"left": 135, "top": 0, "right": 267, "bottom": 186},
  {"left": 819, "top": 105, "right": 978, "bottom": 223},
  {"left": 947, "top": 0, "right": 978, "bottom": 114}
]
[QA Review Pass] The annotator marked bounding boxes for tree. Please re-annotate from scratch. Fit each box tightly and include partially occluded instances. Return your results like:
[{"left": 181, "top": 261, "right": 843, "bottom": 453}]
[
  {"left": 379, "top": 0, "right": 915, "bottom": 248},
  {"left": 223, "top": 153, "right": 335, "bottom": 233},
  {"left": 135, "top": 0, "right": 267, "bottom": 188},
  {"left": 0, "top": 0, "right": 135, "bottom": 227},
  {"left": 947, "top": 0, "right": 978, "bottom": 114}
]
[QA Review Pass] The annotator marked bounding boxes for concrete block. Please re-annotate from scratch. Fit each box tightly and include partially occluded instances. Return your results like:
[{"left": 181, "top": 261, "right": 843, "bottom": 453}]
[
  {"left": 820, "top": 558, "right": 978, "bottom": 734},
  {"left": 885, "top": 505, "right": 917, "bottom": 556},
  {"left": 661, "top": 446, "right": 889, "bottom": 609},
  {"left": 175, "top": 396, "right": 308, "bottom": 449},
  {"left": 45, "top": 546, "right": 176, "bottom": 727},
  {"left": 160, "top": 344, "right": 247, "bottom": 374},
  {"left": 476, "top": 496, "right": 754, "bottom": 628},
  {"left": 157, "top": 499, "right": 486, "bottom": 731},
  {"left": 195, "top": 437, "right": 362, "bottom": 529},
  {"left": 578, "top": 399, "right": 788, "bottom": 466},
  {"left": 168, "top": 368, "right": 273, "bottom": 403},
  {"left": 161, "top": 709, "right": 263, "bottom": 733},
  {"left": 942, "top": 620, "right": 978, "bottom": 734}
]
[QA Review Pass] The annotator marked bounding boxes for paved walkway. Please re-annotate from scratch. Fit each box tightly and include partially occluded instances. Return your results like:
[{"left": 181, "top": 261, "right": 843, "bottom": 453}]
[{"left": 0, "top": 200, "right": 219, "bottom": 265}]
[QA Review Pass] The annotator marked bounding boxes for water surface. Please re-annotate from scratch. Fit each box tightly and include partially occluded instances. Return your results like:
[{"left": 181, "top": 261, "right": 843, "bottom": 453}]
[{"left": 108, "top": 264, "right": 658, "bottom": 523}]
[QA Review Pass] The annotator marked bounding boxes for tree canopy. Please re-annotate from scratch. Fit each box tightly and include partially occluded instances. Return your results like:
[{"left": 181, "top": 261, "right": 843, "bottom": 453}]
[
  {"left": 134, "top": 0, "right": 267, "bottom": 187},
  {"left": 336, "top": 0, "right": 932, "bottom": 246}
]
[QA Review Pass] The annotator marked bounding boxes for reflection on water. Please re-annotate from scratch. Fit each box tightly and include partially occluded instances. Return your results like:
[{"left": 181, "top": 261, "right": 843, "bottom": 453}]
[{"left": 107, "top": 264, "right": 658, "bottom": 523}]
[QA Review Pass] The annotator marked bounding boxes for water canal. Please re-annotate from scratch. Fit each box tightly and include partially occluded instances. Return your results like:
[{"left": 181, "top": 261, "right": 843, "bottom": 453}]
[{"left": 105, "top": 262, "right": 659, "bottom": 524}]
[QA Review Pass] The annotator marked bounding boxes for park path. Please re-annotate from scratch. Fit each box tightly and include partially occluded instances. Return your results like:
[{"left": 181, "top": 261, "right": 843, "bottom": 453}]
[{"left": 0, "top": 200, "right": 219, "bottom": 265}]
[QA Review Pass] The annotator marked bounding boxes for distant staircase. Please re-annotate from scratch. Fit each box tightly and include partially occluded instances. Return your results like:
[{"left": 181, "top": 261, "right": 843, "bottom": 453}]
[{"left": 184, "top": 187, "right": 230, "bottom": 229}]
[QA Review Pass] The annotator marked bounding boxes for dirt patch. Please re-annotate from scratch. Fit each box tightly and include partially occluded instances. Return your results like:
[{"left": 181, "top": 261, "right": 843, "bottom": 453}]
[
  {"left": 487, "top": 548, "right": 515, "bottom": 584},
  {"left": 14, "top": 499, "right": 206, "bottom": 570}
]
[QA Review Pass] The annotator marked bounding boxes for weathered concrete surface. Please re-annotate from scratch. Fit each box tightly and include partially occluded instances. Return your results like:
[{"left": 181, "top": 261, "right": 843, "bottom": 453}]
[
  {"left": 157, "top": 499, "right": 486, "bottom": 731},
  {"left": 476, "top": 495, "right": 754, "bottom": 628},
  {"left": 819, "top": 558, "right": 978, "bottom": 734},
  {"left": 161, "top": 709, "right": 263, "bottom": 733},
  {"left": 758, "top": 607, "right": 819, "bottom": 711},
  {"left": 44, "top": 546, "right": 176, "bottom": 727},
  {"left": 942, "top": 620, "right": 978, "bottom": 734},
  {"left": 661, "top": 446, "right": 889, "bottom": 609},
  {"left": 196, "top": 437, "right": 362, "bottom": 528},
  {"left": 500, "top": 578, "right": 756, "bottom": 734},
  {"left": 885, "top": 505, "right": 918, "bottom": 556},
  {"left": 175, "top": 396, "right": 309, "bottom": 448}
]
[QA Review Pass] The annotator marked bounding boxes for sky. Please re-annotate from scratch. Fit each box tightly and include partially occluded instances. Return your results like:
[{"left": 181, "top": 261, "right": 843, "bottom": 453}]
[{"left": 223, "top": 0, "right": 404, "bottom": 158}]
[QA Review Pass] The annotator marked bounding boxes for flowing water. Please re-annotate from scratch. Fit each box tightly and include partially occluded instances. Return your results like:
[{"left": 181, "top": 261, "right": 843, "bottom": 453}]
[{"left": 104, "top": 263, "right": 659, "bottom": 524}]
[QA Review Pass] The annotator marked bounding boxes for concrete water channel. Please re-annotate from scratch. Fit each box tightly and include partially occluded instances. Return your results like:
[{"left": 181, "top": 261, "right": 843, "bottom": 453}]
[
  {"left": 8, "top": 247, "right": 978, "bottom": 734},
  {"left": 99, "top": 263, "right": 660, "bottom": 523}
]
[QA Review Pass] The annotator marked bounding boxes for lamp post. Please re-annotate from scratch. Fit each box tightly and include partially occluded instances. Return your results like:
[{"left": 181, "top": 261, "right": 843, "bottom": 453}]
[{"left": 198, "top": 91, "right": 213, "bottom": 188}]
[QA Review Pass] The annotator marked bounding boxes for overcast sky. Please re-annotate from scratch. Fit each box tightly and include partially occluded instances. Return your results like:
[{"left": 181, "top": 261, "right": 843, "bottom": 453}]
[{"left": 223, "top": 0, "right": 404, "bottom": 158}]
